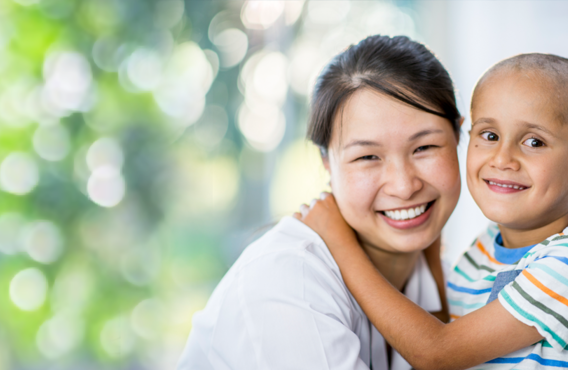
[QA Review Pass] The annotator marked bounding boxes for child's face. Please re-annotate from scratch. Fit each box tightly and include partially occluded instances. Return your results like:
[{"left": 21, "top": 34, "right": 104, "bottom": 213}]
[
  {"left": 324, "top": 88, "right": 461, "bottom": 254},
  {"left": 467, "top": 70, "right": 568, "bottom": 231}
]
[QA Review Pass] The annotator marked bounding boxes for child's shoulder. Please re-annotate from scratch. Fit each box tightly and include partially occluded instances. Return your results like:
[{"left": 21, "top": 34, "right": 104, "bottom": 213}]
[{"left": 521, "top": 226, "right": 568, "bottom": 260}]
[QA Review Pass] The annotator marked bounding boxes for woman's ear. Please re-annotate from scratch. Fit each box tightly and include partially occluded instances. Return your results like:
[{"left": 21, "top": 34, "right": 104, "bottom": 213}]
[
  {"left": 322, "top": 155, "right": 330, "bottom": 172},
  {"left": 321, "top": 152, "right": 332, "bottom": 189},
  {"left": 459, "top": 116, "right": 465, "bottom": 127}
]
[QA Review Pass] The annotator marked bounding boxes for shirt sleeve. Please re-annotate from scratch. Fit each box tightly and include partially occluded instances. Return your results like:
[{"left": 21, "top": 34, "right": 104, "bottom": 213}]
[
  {"left": 499, "top": 247, "right": 568, "bottom": 352},
  {"left": 208, "top": 248, "right": 370, "bottom": 370}
]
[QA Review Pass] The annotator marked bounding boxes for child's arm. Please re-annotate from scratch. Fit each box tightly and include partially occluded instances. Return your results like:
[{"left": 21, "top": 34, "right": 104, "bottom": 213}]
[{"left": 294, "top": 193, "right": 543, "bottom": 370}]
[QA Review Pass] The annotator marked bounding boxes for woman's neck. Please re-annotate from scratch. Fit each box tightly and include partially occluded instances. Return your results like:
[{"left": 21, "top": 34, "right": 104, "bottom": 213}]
[{"left": 360, "top": 240, "right": 421, "bottom": 291}]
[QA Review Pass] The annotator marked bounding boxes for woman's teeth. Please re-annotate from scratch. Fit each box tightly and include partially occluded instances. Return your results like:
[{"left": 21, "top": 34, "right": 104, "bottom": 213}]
[
  {"left": 487, "top": 181, "right": 526, "bottom": 190},
  {"left": 384, "top": 204, "right": 427, "bottom": 221}
]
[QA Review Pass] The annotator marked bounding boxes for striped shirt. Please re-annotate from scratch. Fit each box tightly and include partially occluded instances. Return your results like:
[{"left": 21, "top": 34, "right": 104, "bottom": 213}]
[{"left": 448, "top": 223, "right": 568, "bottom": 369}]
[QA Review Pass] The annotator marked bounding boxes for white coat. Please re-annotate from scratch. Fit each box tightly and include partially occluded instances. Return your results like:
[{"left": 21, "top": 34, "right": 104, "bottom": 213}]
[{"left": 177, "top": 216, "right": 442, "bottom": 370}]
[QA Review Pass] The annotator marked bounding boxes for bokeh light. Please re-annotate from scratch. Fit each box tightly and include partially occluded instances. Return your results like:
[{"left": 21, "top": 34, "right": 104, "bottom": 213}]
[
  {"left": 0, "top": 152, "right": 40, "bottom": 195},
  {"left": 87, "top": 165, "right": 126, "bottom": 208},
  {"left": 22, "top": 220, "right": 64, "bottom": 264},
  {"left": 42, "top": 51, "right": 94, "bottom": 116},
  {"left": 9, "top": 268, "right": 48, "bottom": 311},
  {"left": 131, "top": 299, "right": 165, "bottom": 340},
  {"left": 153, "top": 42, "right": 213, "bottom": 126},
  {"left": 86, "top": 137, "right": 124, "bottom": 172},
  {"left": 100, "top": 315, "right": 136, "bottom": 358},
  {"left": 241, "top": 1, "right": 285, "bottom": 30},
  {"left": 0, "top": 213, "right": 25, "bottom": 255},
  {"left": 238, "top": 102, "right": 285, "bottom": 152},
  {"left": 32, "top": 123, "right": 71, "bottom": 161},
  {"left": 36, "top": 311, "right": 84, "bottom": 359}
]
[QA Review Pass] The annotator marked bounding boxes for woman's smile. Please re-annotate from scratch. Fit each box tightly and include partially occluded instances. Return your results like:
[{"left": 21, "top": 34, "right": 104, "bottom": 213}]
[{"left": 378, "top": 200, "right": 436, "bottom": 230}]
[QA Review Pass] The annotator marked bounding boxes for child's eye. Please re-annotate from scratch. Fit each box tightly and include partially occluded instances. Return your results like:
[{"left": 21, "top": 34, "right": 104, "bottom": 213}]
[
  {"left": 522, "top": 137, "right": 545, "bottom": 148},
  {"left": 480, "top": 131, "right": 499, "bottom": 141},
  {"left": 356, "top": 155, "right": 379, "bottom": 161}
]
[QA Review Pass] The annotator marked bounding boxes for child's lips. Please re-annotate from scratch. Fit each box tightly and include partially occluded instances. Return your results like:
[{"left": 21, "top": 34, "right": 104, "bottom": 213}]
[{"left": 483, "top": 178, "right": 530, "bottom": 193}]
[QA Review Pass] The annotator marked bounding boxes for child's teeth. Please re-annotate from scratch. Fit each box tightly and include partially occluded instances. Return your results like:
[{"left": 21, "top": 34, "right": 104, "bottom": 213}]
[{"left": 488, "top": 181, "right": 525, "bottom": 189}]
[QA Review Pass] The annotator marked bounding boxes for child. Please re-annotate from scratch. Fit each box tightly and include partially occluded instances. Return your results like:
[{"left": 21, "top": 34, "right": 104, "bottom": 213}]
[{"left": 295, "top": 53, "right": 568, "bottom": 369}]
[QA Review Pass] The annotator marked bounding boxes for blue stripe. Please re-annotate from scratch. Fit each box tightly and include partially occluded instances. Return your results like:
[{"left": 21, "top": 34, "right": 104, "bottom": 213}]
[
  {"left": 447, "top": 299, "right": 485, "bottom": 310},
  {"left": 447, "top": 281, "right": 492, "bottom": 295},
  {"left": 530, "top": 263, "right": 568, "bottom": 288},
  {"left": 534, "top": 255, "right": 568, "bottom": 266},
  {"left": 487, "top": 354, "right": 568, "bottom": 367}
]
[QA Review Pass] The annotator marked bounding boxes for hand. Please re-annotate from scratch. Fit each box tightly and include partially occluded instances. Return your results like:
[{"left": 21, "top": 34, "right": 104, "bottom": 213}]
[{"left": 293, "top": 192, "right": 358, "bottom": 250}]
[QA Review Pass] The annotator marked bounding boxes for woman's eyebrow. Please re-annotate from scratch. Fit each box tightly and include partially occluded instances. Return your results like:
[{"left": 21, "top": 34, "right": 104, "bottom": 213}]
[
  {"left": 343, "top": 140, "right": 381, "bottom": 149},
  {"left": 408, "top": 129, "right": 444, "bottom": 141}
]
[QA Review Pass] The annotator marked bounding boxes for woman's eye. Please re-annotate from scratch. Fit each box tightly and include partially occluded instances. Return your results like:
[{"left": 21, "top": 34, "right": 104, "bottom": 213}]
[
  {"left": 522, "top": 137, "right": 545, "bottom": 148},
  {"left": 480, "top": 131, "right": 499, "bottom": 141},
  {"left": 414, "top": 145, "right": 435, "bottom": 153}
]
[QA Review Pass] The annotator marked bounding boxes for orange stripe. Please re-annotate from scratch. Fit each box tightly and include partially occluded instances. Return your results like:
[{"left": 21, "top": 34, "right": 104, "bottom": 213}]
[
  {"left": 522, "top": 270, "right": 568, "bottom": 307},
  {"left": 450, "top": 314, "right": 461, "bottom": 320},
  {"left": 476, "top": 241, "right": 505, "bottom": 265}
]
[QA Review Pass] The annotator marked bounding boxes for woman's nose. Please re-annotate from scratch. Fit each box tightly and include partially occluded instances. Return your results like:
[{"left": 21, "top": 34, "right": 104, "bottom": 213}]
[{"left": 382, "top": 160, "right": 423, "bottom": 200}]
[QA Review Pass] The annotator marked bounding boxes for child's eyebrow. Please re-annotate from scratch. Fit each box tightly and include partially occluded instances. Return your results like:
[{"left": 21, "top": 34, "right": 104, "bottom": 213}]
[
  {"left": 471, "top": 117, "right": 495, "bottom": 126},
  {"left": 521, "top": 122, "right": 557, "bottom": 138}
]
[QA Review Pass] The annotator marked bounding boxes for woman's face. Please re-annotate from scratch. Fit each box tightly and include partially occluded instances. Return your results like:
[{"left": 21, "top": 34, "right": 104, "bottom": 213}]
[{"left": 324, "top": 88, "right": 461, "bottom": 254}]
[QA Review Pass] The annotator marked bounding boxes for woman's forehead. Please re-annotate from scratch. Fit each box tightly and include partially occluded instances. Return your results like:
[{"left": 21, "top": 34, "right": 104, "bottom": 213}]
[{"left": 329, "top": 89, "right": 452, "bottom": 148}]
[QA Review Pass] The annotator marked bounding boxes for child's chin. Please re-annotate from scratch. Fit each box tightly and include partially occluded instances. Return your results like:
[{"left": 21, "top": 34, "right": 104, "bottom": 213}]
[{"left": 482, "top": 209, "right": 522, "bottom": 227}]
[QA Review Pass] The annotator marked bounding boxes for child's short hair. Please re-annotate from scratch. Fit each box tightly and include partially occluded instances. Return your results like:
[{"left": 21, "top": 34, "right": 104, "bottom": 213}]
[{"left": 472, "top": 53, "right": 568, "bottom": 123}]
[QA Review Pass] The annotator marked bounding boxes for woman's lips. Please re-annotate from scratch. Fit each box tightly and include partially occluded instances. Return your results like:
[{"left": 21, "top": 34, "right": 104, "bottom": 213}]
[
  {"left": 378, "top": 201, "right": 435, "bottom": 230},
  {"left": 484, "top": 178, "right": 530, "bottom": 194}
]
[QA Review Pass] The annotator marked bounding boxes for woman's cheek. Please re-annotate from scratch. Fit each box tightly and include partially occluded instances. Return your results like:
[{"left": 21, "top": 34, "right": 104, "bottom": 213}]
[{"left": 335, "top": 168, "right": 378, "bottom": 220}]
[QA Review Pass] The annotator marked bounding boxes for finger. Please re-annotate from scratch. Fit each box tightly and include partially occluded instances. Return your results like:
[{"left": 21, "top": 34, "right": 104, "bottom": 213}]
[
  {"left": 320, "top": 191, "right": 330, "bottom": 200},
  {"left": 300, "top": 204, "right": 309, "bottom": 217},
  {"left": 310, "top": 199, "right": 318, "bottom": 208},
  {"left": 292, "top": 212, "right": 302, "bottom": 219}
]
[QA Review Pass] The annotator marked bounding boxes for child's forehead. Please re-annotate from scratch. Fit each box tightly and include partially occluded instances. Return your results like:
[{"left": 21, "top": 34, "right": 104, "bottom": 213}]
[{"left": 472, "top": 69, "right": 567, "bottom": 126}]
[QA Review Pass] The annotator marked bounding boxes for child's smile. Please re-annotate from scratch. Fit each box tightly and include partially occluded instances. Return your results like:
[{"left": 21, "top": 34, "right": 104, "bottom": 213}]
[
  {"left": 467, "top": 69, "right": 568, "bottom": 247},
  {"left": 484, "top": 178, "right": 529, "bottom": 193}
]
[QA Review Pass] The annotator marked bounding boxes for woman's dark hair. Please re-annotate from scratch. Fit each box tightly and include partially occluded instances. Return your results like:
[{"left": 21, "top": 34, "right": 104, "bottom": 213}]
[{"left": 308, "top": 35, "right": 461, "bottom": 155}]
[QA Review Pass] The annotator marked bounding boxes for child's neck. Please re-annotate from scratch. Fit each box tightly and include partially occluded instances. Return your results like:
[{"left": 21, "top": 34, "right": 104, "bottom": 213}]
[
  {"left": 499, "top": 217, "right": 568, "bottom": 249},
  {"left": 359, "top": 240, "right": 421, "bottom": 291}
]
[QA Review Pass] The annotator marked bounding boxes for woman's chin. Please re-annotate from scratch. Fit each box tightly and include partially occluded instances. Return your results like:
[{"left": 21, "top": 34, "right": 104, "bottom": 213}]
[{"left": 359, "top": 230, "right": 437, "bottom": 254}]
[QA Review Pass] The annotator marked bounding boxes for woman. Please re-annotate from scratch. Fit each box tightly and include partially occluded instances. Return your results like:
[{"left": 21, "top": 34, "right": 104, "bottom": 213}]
[{"left": 176, "top": 35, "right": 462, "bottom": 370}]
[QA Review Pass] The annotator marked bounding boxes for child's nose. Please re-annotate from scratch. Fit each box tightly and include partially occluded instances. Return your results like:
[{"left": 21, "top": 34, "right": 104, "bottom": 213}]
[{"left": 489, "top": 143, "right": 521, "bottom": 171}]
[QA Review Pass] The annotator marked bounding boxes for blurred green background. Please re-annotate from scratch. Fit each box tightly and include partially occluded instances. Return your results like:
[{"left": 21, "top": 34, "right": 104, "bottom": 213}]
[
  {"left": 7, "top": 0, "right": 550, "bottom": 368},
  {"left": 1, "top": 0, "right": 413, "bottom": 368}
]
